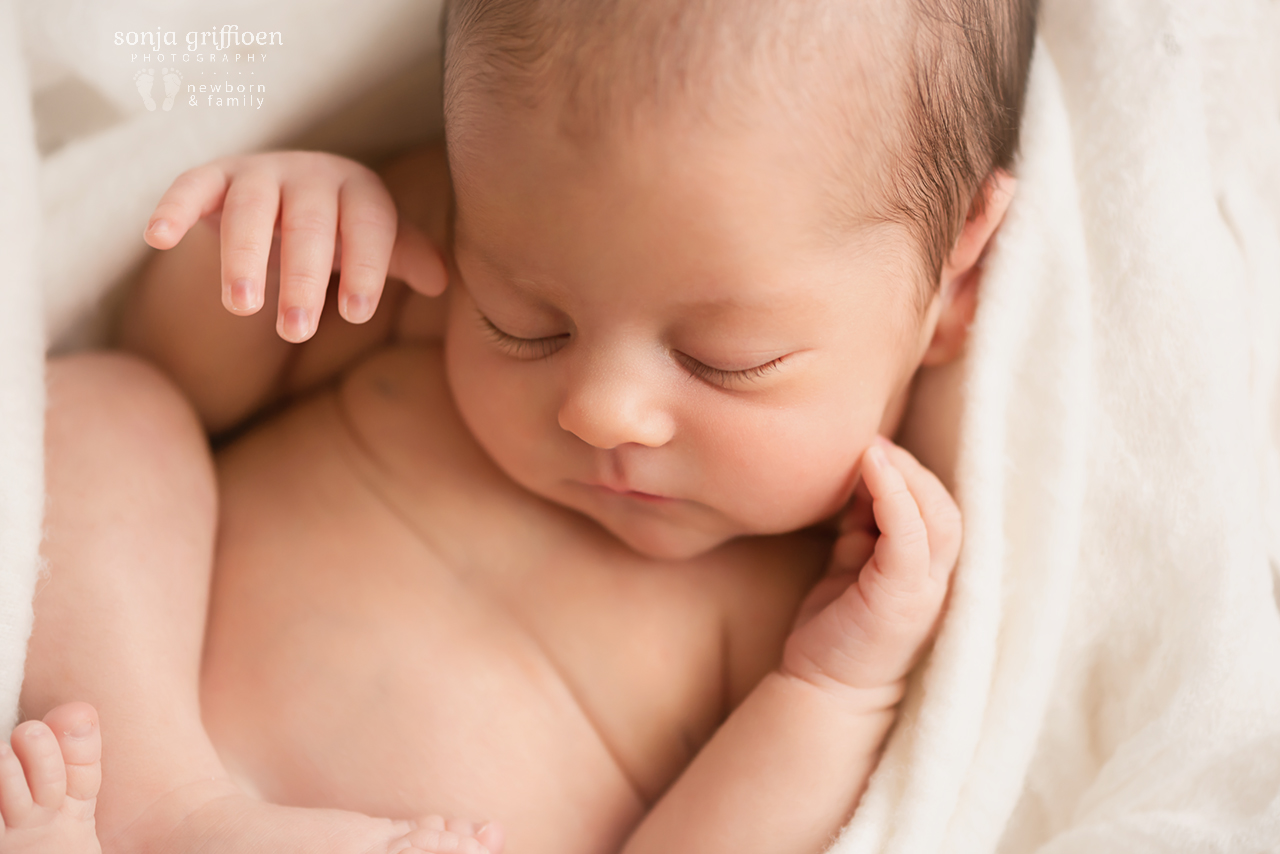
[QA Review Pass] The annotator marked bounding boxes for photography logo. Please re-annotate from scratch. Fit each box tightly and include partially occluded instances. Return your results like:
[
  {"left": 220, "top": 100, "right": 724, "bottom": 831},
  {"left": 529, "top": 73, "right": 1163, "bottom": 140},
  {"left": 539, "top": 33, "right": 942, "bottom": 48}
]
[
  {"left": 114, "top": 25, "right": 281, "bottom": 113},
  {"left": 132, "top": 68, "right": 183, "bottom": 112}
]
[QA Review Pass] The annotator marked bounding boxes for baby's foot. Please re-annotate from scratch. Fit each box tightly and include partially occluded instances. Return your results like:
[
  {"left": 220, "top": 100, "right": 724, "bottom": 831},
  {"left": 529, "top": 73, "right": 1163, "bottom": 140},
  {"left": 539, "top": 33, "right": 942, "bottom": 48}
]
[
  {"left": 0, "top": 702, "right": 102, "bottom": 854},
  {"left": 133, "top": 70, "right": 156, "bottom": 111},
  {"left": 113, "top": 778, "right": 503, "bottom": 854}
]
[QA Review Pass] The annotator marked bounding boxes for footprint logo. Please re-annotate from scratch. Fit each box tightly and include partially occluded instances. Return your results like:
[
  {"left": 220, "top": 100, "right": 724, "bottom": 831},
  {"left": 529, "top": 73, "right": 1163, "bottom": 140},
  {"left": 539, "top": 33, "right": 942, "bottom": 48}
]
[
  {"left": 134, "top": 69, "right": 156, "bottom": 111},
  {"left": 161, "top": 68, "right": 183, "bottom": 111}
]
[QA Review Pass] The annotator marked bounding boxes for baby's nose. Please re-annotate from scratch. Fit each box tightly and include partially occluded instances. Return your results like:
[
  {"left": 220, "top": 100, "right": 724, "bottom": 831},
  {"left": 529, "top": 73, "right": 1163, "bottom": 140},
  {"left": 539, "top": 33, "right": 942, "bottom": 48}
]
[{"left": 557, "top": 357, "right": 674, "bottom": 450}]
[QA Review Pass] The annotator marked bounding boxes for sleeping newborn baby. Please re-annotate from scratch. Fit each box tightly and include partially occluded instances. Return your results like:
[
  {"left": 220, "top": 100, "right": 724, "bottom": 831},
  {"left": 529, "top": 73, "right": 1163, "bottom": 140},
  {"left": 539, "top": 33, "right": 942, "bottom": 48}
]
[{"left": 4, "top": 1, "right": 1034, "bottom": 852}]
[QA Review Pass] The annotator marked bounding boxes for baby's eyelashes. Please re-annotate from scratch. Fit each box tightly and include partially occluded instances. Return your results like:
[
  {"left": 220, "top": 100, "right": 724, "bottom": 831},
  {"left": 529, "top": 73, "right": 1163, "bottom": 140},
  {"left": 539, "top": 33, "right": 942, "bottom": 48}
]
[
  {"left": 479, "top": 313, "right": 570, "bottom": 359},
  {"left": 476, "top": 308, "right": 796, "bottom": 392},
  {"left": 674, "top": 351, "right": 788, "bottom": 389}
]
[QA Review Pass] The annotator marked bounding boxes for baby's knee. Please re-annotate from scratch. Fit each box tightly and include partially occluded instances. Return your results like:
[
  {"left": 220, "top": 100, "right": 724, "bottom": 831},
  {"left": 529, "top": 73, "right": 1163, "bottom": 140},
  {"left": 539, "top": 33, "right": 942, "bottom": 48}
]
[
  {"left": 46, "top": 352, "right": 215, "bottom": 506},
  {"left": 48, "top": 352, "right": 195, "bottom": 433}
]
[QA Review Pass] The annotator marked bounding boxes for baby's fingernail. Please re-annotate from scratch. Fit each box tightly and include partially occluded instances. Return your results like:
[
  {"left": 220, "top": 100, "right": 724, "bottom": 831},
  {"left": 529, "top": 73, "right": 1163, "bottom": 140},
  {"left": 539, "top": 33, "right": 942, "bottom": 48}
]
[
  {"left": 866, "top": 445, "right": 887, "bottom": 470},
  {"left": 66, "top": 717, "right": 94, "bottom": 739},
  {"left": 230, "top": 278, "right": 257, "bottom": 311},
  {"left": 875, "top": 435, "right": 893, "bottom": 447},
  {"left": 147, "top": 218, "right": 170, "bottom": 235},
  {"left": 343, "top": 293, "right": 371, "bottom": 323},
  {"left": 282, "top": 307, "right": 310, "bottom": 341}
]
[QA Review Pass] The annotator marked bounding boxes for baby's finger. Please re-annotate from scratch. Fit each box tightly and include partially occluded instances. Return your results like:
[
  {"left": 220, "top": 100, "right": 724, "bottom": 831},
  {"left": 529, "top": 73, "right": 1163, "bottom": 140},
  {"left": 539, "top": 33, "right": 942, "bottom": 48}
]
[
  {"left": 219, "top": 169, "right": 282, "bottom": 315},
  {"left": 145, "top": 163, "right": 230, "bottom": 250},
  {"left": 862, "top": 445, "right": 930, "bottom": 596},
  {"left": 389, "top": 218, "right": 448, "bottom": 297},
  {"left": 877, "top": 440, "right": 962, "bottom": 580},
  {"left": 837, "top": 476, "right": 874, "bottom": 537},
  {"left": 276, "top": 182, "right": 339, "bottom": 342},
  {"left": 336, "top": 176, "right": 397, "bottom": 323},
  {"left": 830, "top": 529, "right": 876, "bottom": 574}
]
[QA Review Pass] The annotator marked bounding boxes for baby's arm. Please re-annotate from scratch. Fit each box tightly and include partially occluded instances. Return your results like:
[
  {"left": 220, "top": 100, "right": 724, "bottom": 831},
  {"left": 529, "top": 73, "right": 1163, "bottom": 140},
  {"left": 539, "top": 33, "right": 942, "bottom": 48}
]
[
  {"left": 622, "top": 440, "right": 959, "bottom": 854},
  {"left": 120, "top": 150, "right": 447, "bottom": 433}
]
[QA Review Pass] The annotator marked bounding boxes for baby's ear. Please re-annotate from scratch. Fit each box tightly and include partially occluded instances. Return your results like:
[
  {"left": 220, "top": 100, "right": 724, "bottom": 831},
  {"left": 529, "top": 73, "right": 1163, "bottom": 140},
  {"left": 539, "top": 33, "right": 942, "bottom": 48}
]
[{"left": 921, "top": 170, "right": 1016, "bottom": 366}]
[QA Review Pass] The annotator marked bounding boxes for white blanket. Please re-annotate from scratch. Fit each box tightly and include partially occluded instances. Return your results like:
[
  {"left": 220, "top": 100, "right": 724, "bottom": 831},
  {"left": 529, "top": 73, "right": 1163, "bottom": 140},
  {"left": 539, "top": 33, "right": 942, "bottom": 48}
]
[{"left": 1, "top": 1, "right": 1278, "bottom": 851}]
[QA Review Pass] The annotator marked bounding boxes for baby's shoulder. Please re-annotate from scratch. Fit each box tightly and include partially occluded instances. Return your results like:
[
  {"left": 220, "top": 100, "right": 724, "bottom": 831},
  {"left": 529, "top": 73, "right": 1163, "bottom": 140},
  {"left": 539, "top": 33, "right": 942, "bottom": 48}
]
[{"left": 336, "top": 343, "right": 498, "bottom": 490}]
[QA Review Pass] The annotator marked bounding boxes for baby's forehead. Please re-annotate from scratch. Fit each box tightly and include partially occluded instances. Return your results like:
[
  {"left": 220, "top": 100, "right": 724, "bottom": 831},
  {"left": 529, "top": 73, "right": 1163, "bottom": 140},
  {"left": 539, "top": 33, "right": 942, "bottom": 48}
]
[
  {"left": 445, "top": 0, "right": 1039, "bottom": 291},
  {"left": 444, "top": 0, "right": 912, "bottom": 233},
  {"left": 444, "top": 0, "right": 910, "bottom": 133}
]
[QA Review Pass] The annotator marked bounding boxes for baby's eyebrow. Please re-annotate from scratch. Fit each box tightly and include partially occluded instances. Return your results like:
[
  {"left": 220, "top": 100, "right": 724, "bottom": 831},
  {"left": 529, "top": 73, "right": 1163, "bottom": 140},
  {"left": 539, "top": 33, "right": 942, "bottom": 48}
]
[
  {"left": 457, "top": 240, "right": 509, "bottom": 276},
  {"left": 459, "top": 233, "right": 792, "bottom": 315},
  {"left": 677, "top": 295, "right": 754, "bottom": 309},
  {"left": 459, "top": 243, "right": 574, "bottom": 305},
  {"left": 669, "top": 292, "right": 786, "bottom": 318},
  {"left": 455, "top": 238, "right": 528, "bottom": 283}
]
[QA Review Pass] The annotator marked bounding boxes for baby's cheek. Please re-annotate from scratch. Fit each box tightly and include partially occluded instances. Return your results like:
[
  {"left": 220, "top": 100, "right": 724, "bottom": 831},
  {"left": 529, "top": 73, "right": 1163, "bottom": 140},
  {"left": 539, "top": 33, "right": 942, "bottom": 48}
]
[
  {"left": 705, "top": 405, "right": 870, "bottom": 533},
  {"left": 445, "top": 311, "right": 524, "bottom": 463},
  {"left": 445, "top": 309, "right": 571, "bottom": 503}
]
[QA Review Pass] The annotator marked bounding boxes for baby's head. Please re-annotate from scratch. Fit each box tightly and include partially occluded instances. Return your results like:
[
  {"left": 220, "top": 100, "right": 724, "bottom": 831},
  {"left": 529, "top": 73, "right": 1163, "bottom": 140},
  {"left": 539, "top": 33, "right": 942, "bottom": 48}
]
[{"left": 438, "top": 0, "right": 1036, "bottom": 559}]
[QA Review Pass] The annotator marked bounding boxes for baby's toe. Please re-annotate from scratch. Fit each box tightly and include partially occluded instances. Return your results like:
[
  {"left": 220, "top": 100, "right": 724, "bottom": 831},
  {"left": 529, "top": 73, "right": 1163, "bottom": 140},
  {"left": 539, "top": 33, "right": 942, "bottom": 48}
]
[
  {"left": 399, "top": 826, "right": 493, "bottom": 854},
  {"left": 475, "top": 821, "right": 504, "bottom": 853},
  {"left": 0, "top": 738, "right": 35, "bottom": 827},
  {"left": 8, "top": 721, "right": 66, "bottom": 811},
  {"left": 413, "top": 814, "right": 447, "bottom": 832},
  {"left": 43, "top": 703, "right": 101, "bottom": 806},
  {"left": 445, "top": 818, "right": 502, "bottom": 853},
  {"left": 444, "top": 817, "right": 483, "bottom": 836}
]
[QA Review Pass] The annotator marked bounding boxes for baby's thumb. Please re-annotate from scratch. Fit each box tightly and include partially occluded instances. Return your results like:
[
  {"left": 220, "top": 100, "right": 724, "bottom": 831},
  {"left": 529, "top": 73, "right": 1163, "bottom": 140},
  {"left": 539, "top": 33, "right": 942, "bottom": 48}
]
[{"left": 389, "top": 218, "right": 448, "bottom": 297}]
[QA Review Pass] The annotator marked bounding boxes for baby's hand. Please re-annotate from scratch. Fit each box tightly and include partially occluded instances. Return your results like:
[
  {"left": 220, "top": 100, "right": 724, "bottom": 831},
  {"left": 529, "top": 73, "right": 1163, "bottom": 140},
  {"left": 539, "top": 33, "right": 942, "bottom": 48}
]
[
  {"left": 782, "top": 439, "right": 960, "bottom": 705},
  {"left": 143, "top": 152, "right": 446, "bottom": 342}
]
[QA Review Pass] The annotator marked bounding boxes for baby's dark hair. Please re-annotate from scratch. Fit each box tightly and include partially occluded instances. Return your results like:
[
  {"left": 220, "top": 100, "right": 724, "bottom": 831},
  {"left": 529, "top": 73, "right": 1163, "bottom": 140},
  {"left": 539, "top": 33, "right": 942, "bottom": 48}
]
[{"left": 442, "top": 0, "right": 1038, "bottom": 288}]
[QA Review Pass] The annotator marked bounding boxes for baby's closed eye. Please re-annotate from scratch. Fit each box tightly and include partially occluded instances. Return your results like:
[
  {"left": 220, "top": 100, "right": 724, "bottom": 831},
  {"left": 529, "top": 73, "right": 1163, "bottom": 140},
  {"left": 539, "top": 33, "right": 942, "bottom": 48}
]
[
  {"left": 673, "top": 351, "right": 788, "bottom": 388},
  {"left": 477, "top": 307, "right": 795, "bottom": 390},
  {"left": 479, "top": 313, "right": 570, "bottom": 360}
]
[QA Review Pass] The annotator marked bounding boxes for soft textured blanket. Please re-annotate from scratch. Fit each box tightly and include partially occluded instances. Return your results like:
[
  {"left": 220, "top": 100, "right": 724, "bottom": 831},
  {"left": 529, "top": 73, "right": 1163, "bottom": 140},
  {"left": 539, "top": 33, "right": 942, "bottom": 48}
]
[
  {"left": 1, "top": 0, "right": 1278, "bottom": 851},
  {"left": 850, "top": 3, "right": 1280, "bottom": 851}
]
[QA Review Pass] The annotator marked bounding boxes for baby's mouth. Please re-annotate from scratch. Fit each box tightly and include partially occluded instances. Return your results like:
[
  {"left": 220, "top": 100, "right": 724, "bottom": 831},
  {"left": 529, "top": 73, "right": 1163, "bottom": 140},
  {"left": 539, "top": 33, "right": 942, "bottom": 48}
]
[
  {"left": 581, "top": 481, "right": 675, "bottom": 504},
  {"left": 615, "top": 488, "right": 672, "bottom": 504}
]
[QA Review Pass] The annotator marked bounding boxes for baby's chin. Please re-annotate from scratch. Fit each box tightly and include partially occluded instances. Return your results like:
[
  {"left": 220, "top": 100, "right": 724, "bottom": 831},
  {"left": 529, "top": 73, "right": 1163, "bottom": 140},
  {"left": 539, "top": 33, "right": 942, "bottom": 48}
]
[
  {"left": 606, "top": 521, "right": 731, "bottom": 562},
  {"left": 580, "top": 504, "right": 738, "bottom": 562},
  {"left": 562, "top": 488, "right": 835, "bottom": 562}
]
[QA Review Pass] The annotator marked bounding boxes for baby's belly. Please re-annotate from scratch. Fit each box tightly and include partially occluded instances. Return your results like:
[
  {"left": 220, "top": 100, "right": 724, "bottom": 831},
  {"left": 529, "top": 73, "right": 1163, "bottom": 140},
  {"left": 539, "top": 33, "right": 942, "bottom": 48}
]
[{"left": 200, "top": 390, "right": 649, "bottom": 854}]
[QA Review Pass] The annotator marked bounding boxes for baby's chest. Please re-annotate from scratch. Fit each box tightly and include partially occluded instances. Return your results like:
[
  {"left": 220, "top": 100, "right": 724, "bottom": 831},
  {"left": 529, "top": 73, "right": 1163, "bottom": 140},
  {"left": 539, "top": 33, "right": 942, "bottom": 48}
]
[{"left": 200, "top": 401, "right": 732, "bottom": 852}]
